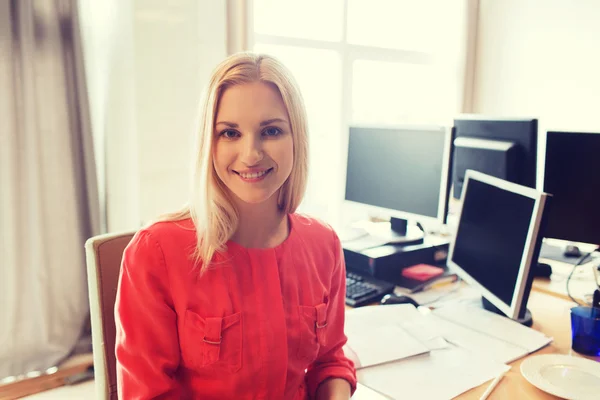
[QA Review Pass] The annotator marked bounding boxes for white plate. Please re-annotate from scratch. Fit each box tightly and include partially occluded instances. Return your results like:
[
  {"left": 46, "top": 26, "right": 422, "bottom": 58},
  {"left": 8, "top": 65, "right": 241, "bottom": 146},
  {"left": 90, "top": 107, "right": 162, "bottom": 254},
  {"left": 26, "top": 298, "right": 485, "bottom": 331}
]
[{"left": 520, "top": 354, "right": 600, "bottom": 400}]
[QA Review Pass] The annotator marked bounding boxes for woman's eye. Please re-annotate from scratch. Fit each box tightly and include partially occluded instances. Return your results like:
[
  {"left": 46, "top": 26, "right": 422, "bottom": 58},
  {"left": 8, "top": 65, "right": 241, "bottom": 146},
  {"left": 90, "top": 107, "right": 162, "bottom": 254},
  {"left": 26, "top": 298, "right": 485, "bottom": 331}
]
[
  {"left": 220, "top": 129, "right": 239, "bottom": 139},
  {"left": 263, "top": 127, "right": 282, "bottom": 137}
]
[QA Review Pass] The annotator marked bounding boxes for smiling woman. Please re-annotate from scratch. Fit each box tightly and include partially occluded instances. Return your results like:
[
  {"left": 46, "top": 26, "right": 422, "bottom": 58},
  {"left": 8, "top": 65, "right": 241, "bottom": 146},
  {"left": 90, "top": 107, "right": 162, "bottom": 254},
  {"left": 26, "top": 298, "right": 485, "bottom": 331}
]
[
  {"left": 213, "top": 82, "right": 294, "bottom": 209},
  {"left": 113, "top": 52, "right": 357, "bottom": 399}
]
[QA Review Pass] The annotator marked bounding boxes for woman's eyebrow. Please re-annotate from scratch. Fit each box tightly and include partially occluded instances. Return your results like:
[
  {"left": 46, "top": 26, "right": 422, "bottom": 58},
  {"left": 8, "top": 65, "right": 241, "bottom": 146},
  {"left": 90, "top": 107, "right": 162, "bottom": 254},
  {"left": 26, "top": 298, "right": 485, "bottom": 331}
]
[
  {"left": 259, "top": 118, "right": 288, "bottom": 126},
  {"left": 215, "top": 121, "right": 238, "bottom": 128},
  {"left": 215, "top": 118, "right": 289, "bottom": 128}
]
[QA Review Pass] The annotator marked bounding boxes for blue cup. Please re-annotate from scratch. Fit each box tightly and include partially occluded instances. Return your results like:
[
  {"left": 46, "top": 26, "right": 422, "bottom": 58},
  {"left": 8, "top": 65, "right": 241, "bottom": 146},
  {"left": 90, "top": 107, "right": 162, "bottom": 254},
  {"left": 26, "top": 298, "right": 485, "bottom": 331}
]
[{"left": 570, "top": 306, "right": 600, "bottom": 356}]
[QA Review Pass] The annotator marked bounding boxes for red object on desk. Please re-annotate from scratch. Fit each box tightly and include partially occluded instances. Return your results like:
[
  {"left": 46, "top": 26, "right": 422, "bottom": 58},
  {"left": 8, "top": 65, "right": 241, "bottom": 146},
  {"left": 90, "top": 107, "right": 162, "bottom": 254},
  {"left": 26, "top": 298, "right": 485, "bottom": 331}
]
[{"left": 402, "top": 264, "right": 445, "bottom": 281}]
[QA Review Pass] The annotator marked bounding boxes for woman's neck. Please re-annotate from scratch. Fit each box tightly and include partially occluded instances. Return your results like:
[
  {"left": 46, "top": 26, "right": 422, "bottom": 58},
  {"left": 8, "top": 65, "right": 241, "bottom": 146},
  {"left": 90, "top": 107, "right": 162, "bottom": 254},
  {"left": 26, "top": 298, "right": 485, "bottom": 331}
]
[{"left": 231, "top": 193, "right": 289, "bottom": 249}]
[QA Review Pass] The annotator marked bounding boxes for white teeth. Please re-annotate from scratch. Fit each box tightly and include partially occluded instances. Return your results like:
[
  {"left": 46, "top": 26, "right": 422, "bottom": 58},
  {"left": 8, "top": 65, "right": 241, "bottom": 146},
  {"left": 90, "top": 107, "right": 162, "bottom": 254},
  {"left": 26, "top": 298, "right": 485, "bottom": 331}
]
[{"left": 239, "top": 170, "right": 269, "bottom": 179}]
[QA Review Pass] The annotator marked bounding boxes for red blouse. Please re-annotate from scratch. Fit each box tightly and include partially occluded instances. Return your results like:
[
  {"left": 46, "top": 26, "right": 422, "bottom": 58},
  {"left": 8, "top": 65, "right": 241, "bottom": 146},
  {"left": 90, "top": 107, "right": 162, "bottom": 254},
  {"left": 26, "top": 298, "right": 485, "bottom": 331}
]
[{"left": 114, "top": 213, "right": 357, "bottom": 399}]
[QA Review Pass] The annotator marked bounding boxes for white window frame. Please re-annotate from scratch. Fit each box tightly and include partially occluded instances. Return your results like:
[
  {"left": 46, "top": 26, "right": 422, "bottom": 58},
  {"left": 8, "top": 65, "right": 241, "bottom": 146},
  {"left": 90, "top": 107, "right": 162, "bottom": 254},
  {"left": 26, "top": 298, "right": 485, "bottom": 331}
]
[{"left": 245, "top": 0, "right": 479, "bottom": 225}]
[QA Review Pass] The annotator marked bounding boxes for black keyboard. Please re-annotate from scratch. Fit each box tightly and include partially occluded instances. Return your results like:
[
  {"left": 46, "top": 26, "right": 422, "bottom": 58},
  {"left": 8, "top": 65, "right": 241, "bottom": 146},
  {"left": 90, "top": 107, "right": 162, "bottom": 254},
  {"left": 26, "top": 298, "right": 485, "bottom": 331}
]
[{"left": 345, "top": 271, "right": 396, "bottom": 307}]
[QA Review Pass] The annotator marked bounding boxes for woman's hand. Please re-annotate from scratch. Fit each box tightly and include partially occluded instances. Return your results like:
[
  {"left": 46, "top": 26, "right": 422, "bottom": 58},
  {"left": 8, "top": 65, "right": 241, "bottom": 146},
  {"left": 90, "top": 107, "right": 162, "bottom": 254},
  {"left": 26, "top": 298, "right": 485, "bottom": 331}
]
[{"left": 315, "top": 377, "right": 352, "bottom": 400}]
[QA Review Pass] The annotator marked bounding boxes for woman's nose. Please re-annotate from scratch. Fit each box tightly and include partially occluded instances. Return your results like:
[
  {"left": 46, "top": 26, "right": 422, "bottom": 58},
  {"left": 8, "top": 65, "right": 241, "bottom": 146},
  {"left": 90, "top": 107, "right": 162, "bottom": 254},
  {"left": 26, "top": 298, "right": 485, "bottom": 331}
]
[{"left": 241, "top": 136, "right": 264, "bottom": 166}]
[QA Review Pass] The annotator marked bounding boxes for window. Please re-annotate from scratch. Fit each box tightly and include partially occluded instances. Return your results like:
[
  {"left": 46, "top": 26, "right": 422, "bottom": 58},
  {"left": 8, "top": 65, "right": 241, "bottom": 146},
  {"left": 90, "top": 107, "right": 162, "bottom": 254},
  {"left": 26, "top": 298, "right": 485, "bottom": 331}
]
[{"left": 250, "top": 0, "right": 470, "bottom": 226}]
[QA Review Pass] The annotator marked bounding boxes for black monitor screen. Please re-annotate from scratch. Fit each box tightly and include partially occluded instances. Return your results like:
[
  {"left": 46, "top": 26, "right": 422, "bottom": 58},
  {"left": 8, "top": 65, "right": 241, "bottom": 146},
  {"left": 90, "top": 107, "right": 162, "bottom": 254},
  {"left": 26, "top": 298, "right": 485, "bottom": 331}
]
[
  {"left": 544, "top": 131, "right": 600, "bottom": 245},
  {"left": 452, "top": 179, "right": 536, "bottom": 306},
  {"left": 345, "top": 126, "right": 448, "bottom": 219}
]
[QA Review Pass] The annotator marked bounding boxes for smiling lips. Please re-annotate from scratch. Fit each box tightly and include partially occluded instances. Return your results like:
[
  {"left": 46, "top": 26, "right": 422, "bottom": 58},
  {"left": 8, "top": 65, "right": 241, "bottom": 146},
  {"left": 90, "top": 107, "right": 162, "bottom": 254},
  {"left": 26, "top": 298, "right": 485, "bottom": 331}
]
[{"left": 234, "top": 168, "right": 273, "bottom": 182}]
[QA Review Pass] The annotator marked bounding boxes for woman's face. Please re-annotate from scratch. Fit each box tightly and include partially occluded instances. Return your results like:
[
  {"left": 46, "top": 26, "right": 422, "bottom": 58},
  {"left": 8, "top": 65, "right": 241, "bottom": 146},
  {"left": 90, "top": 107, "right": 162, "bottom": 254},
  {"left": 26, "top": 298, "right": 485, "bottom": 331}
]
[{"left": 213, "top": 82, "right": 294, "bottom": 207}]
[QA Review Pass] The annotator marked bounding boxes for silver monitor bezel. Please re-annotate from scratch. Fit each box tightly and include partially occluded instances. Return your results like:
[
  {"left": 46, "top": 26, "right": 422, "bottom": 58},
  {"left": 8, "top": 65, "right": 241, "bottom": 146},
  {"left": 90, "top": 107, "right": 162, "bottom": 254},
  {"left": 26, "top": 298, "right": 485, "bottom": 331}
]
[
  {"left": 446, "top": 169, "right": 548, "bottom": 320},
  {"left": 343, "top": 124, "right": 453, "bottom": 226}
]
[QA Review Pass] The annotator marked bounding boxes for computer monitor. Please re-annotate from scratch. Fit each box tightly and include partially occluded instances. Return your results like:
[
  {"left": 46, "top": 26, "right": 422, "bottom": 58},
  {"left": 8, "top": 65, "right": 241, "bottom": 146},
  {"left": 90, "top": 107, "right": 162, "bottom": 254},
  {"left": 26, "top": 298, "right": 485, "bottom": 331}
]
[
  {"left": 541, "top": 131, "right": 600, "bottom": 258},
  {"left": 344, "top": 125, "right": 453, "bottom": 242},
  {"left": 452, "top": 116, "right": 538, "bottom": 199},
  {"left": 447, "top": 170, "right": 549, "bottom": 326}
]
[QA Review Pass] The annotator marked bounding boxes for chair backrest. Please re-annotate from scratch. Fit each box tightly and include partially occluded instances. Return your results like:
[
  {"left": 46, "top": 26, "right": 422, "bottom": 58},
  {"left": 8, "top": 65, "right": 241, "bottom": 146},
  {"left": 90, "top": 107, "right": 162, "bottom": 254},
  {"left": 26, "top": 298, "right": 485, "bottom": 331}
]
[{"left": 85, "top": 231, "right": 135, "bottom": 400}]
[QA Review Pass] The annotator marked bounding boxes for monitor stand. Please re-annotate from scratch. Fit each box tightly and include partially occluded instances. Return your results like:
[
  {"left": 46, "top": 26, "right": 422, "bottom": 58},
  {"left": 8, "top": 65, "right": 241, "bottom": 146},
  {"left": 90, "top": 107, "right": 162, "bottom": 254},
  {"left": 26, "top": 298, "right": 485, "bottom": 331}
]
[
  {"left": 367, "top": 217, "right": 425, "bottom": 246},
  {"left": 481, "top": 297, "right": 533, "bottom": 327}
]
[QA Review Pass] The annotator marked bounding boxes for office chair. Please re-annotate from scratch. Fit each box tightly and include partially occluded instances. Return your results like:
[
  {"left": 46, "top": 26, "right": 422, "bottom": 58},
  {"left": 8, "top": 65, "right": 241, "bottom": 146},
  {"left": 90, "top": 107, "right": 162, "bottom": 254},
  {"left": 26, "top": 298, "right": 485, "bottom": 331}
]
[{"left": 85, "top": 231, "right": 135, "bottom": 400}]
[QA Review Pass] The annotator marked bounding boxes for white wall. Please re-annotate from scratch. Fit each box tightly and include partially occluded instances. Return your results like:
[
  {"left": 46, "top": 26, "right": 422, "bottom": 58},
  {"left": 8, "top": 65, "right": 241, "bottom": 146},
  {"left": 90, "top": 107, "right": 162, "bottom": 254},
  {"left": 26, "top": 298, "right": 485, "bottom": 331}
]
[
  {"left": 80, "top": 0, "right": 227, "bottom": 231},
  {"left": 472, "top": 0, "right": 600, "bottom": 132},
  {"left": 134, "top": 0, "right": 227, "bottom": 224},
  {"left": 79, "top": 0, "right": 139, "bottom": 233}
]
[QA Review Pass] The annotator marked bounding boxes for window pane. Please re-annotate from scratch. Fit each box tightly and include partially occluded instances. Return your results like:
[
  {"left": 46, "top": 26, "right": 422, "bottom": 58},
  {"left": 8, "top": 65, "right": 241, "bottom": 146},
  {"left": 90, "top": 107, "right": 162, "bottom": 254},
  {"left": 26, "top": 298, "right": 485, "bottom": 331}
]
[
  {"left": 253, "top": 0, "right": 344, "bottom": 42},
  {"left": 352, "top": 60, "right": 458, "bottom": 125},
  {"left": 254, "top": 44, "right": 342, "bottom": 220},
  {"left": 347, "top": 0, "right": 459, "bottom": 52}
]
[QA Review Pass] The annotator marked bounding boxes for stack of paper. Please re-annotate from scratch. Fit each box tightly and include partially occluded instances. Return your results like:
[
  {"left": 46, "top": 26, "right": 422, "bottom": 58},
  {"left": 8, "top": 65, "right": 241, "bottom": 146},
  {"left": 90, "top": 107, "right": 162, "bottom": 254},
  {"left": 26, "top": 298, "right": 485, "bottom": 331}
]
[
  {"left": 344, "top": 304, "right": 433, "bottom": 368},
  {"left": 344, "top": 301, "right": 553, "bottom": 399},
  {"left": 431, "top": 300, "right": 553, "bottom": 363},
  {"left": 356, "top": 344, "right": 510, "bottom": 400}
]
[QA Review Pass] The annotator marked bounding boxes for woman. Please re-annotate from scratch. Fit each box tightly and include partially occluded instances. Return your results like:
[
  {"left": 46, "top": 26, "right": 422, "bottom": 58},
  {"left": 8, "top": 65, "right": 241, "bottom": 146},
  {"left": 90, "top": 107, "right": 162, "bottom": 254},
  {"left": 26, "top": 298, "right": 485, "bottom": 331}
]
[{"left": 115, "top": 52, "right": 356, "bottom": 399}]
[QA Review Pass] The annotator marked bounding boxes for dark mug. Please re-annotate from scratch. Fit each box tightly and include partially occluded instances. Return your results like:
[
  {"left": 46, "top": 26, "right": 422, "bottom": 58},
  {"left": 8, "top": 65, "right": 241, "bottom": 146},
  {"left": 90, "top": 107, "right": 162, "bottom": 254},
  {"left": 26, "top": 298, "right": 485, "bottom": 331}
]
[{"left": 570, "top": 306, "right": 600, "bottom": 356}]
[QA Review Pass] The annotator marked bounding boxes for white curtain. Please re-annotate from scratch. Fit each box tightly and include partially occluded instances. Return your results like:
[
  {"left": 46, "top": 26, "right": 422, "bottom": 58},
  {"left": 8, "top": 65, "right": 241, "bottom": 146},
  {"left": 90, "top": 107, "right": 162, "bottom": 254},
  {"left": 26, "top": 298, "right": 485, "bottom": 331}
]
[{"left": 0, "top": 0, "right": 100, "bottom": 378}]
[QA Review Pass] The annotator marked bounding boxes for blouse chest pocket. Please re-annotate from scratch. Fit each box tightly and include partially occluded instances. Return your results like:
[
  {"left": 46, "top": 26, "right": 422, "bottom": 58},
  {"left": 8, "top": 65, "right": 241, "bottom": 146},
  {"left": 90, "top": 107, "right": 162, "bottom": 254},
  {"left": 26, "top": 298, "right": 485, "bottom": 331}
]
[
  {"left": 182, "top": 310, "right": 242, "bottom": 373},
  {"left": 297, "top": 303, "right": 328, "bottom": 363}
]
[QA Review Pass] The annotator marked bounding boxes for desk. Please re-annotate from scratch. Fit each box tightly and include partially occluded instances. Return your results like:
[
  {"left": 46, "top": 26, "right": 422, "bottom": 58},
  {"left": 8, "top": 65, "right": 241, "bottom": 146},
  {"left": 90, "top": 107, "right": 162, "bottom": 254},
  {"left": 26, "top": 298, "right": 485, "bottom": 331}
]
[
  {"left": 457, "top": 289, "right": 599, "bottom": 399},
  {"left": 533, "top": 257, "right": 598, "bottom": 304},
  {"left": 349, "top": 288, "right": 600, "bottom": 400}
]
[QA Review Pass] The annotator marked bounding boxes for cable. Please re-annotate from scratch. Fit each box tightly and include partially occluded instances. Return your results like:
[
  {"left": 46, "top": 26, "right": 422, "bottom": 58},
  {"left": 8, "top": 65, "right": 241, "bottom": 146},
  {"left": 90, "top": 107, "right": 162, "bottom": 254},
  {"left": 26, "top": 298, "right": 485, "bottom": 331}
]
[{"left": 567, "top": 252, "right": 593, "bottom": 306}]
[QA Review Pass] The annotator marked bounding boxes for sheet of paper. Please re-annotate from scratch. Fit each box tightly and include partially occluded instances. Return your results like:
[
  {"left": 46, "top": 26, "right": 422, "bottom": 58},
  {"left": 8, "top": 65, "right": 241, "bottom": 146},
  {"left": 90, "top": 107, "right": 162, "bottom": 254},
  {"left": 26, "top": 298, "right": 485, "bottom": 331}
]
[
  {"left": 344, "top": 305, "right": 436, "bottom": 368},
  {"left": 400, "top": 281, "right": 481, "bottom": 308},
  {"left": 357, "top": 345, "right": 510, "bottom": 400},
  {"left": 346, "top": 325, "right": 429, "bottom": 368},
  {"left": 351, "top": 382, "right": 391, "bottom": 400},
  {"left": 432, "top": 299, "right": 553, "bottom": 362},
  {"left": 426, "top": 313, "right": 533, "bottom": 364}
]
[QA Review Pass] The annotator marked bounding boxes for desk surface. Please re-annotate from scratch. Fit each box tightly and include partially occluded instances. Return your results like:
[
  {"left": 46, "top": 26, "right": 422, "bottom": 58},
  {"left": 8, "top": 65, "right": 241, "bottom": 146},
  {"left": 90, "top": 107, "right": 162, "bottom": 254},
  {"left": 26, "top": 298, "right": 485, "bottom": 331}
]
[
  {"left": 533, "top": 256, "right": 598, "bottom": 305},
  {"left": 350, "top": 288, "right": 600, "bottom": 400},
  {"left": 456, "top": 289, "right": 599, "bottom": 399}
]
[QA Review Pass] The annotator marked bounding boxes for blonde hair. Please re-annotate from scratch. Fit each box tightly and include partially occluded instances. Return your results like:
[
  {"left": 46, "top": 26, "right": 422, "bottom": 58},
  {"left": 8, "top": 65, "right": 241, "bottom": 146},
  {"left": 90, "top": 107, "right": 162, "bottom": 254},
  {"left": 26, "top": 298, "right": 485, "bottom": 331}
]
[{"left": 162, "top": 52, "right": 308, "bottom": 268}]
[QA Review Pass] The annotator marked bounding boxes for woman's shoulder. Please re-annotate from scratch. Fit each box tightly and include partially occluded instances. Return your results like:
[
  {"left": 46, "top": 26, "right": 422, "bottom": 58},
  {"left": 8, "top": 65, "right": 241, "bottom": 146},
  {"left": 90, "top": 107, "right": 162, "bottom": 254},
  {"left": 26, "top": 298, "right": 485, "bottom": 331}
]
[
  {"left": 290, "top": 213, "right": 340, "bottom": 245},
  {"left": 121, "top": 218, "right": 199, "bottom": 276},
  {"left": 142, "top": 217, "right": 196, "bottom": 237},
  {"left": 139, "top": 218, "right": 196, "bottom": 239},
  {"left": 128, "top": 217, "right": 197, "bottom": 254}
]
